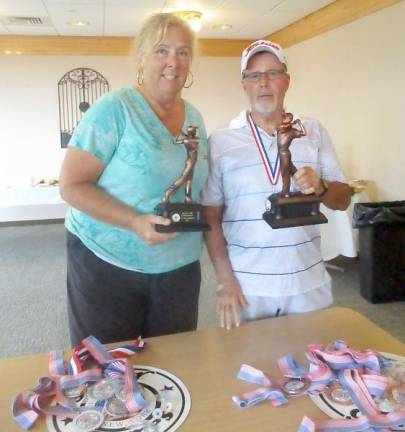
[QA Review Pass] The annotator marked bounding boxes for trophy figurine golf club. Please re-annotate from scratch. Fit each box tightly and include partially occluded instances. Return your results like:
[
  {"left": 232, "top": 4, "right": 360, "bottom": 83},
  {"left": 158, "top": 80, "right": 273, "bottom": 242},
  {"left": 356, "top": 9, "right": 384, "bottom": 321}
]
[
  {"left": 262, "top": 112, "right": 328, "bottom": 229},
  {"left": 155, "top": 125, "right": 210, "bottom": 233}
]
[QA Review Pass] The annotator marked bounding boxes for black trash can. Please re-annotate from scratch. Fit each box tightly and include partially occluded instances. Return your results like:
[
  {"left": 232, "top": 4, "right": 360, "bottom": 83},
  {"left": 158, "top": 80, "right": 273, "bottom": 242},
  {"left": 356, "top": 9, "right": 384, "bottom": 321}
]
[{"left": 353, "top": 201, "right": 405, "bottom": 303}]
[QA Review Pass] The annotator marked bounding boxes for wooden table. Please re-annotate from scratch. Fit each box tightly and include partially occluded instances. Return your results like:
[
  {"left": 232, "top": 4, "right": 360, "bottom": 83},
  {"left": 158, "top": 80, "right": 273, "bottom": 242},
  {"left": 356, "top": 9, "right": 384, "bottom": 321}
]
[{"left": 1, "top": 307, "right": 404, "bottom": 431}]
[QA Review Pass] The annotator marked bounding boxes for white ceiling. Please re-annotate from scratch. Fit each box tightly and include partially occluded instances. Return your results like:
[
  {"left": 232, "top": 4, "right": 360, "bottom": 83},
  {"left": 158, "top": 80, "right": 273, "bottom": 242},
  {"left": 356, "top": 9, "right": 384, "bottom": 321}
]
[{"left": 0, "top": 0, "right": 335, "bottom": 39}]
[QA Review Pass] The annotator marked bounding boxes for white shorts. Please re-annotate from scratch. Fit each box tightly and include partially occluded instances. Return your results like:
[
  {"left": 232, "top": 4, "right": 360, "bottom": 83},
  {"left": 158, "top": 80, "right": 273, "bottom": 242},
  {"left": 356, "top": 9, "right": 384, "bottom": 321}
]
[{"left": 240, "top": 285, "right": 333, "bottom": 322}]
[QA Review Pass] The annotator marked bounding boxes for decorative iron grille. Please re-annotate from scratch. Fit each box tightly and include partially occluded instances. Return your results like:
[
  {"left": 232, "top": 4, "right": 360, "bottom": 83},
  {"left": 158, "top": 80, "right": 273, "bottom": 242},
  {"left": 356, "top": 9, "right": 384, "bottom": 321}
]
[{"left": 58, "top": 67, "right": 109, "bottom": 148}]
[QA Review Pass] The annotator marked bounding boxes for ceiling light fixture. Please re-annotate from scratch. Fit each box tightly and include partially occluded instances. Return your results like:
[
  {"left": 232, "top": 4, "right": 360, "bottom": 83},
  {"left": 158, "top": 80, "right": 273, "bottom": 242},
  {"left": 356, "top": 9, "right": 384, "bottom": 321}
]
[
  {"left": 212, "top": 24, "right": 232, "bottom": 30},
  {"left": 67, "top": 20, "right": 89, "bottom": 27},
  {"left": 173, "top": 10, "right": 203, "bottom": 32},
  {"left": 3, "top": 50, "right": 22, "bottom": 55}
]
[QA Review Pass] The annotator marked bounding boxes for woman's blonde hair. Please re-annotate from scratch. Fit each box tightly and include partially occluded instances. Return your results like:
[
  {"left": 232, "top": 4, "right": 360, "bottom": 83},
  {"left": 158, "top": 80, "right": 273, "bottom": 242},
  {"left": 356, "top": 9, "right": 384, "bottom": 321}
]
[{"left": 134, "top": 13, "right": 196, "bottom": 67}]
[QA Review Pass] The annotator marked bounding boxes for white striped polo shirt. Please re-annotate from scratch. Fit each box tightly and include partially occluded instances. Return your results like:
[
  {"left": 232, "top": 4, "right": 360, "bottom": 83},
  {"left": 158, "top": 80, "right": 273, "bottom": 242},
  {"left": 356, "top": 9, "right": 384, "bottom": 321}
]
[{"left": 201, "top": 110, "right": 346, "bottom": 297}]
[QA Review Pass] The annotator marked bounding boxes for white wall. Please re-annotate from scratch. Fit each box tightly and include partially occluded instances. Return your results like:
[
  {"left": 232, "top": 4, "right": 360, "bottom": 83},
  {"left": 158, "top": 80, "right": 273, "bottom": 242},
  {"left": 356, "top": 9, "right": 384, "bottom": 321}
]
[{"left": 1, "top": 1, "right": 404, "bottom": 201}]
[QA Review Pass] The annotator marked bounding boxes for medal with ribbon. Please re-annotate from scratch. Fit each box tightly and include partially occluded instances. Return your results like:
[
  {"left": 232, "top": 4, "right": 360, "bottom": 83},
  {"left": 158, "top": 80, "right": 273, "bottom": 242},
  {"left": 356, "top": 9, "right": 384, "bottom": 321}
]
[
  {"left": 246, "top": 112, "right": 280, "bottom": 187},
  {"left": 232, "top": 339, "right": 405, "bottom": 432},
  {"left": 12, "top": 335, "right": 146, "bottom": 430}
]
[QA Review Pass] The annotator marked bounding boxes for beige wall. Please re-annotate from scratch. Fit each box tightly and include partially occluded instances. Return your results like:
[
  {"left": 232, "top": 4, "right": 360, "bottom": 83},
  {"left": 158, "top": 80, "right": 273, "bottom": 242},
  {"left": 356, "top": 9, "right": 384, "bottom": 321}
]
[
  {"left": 0, "top": 55, "right": 245, "bottom": 186},
  {"left": 1, "top": 1, "right": 404, "bottom": 201},
  {"left": 285, "top": 1, "right": 405, "bottom": 201},
  {"left": 0, "top": 56, "right": 133, "bottom": 183}
]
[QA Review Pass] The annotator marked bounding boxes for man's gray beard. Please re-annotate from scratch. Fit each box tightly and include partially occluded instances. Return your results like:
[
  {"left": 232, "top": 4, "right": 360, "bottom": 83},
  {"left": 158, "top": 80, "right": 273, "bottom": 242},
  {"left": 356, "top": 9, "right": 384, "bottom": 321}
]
[{"left": 252, "top": 100, "right": 277, "bottom": 115}]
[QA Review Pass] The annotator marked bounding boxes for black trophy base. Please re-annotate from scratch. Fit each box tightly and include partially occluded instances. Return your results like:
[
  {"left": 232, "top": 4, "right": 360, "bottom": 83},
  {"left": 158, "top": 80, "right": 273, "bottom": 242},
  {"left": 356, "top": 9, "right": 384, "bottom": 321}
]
[
  {"left": 263, "top": 192, "right": 328, "bottom": 229},
  {"left": 155, "top": 202, "right": 210, "bottom": 233}
]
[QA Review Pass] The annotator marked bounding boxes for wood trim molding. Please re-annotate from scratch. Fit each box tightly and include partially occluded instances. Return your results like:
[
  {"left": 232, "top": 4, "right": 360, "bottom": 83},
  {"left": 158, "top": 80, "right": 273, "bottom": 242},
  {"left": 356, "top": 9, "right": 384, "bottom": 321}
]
[
  {"left": 0, "top": 36, "right": 134, "bottom": 56},
  {"left": 0, "top": 0, "right": 400, "bottom": 56},
  {"left": 0, "top": 35, "right": 253, "bottom": 57},
  {"left": 265, "top": 0, "right": 402, "bottom": 48},
  {"left": 197, "top": 39, "right": 252, "bottom": 57}
]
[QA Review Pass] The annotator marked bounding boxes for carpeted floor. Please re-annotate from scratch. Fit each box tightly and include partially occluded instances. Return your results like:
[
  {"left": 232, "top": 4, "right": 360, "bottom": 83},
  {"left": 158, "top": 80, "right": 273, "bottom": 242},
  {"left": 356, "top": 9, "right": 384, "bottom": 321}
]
[{"left": 0, "top": 223, "right": 403, "bottom": 358}]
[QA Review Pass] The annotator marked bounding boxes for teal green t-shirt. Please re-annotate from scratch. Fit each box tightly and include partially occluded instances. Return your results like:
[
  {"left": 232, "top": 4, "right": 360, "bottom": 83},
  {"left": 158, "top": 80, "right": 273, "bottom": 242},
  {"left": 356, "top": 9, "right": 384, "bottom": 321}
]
[{"left": 65, "top": 87, "right": 208, "bottom": 273}]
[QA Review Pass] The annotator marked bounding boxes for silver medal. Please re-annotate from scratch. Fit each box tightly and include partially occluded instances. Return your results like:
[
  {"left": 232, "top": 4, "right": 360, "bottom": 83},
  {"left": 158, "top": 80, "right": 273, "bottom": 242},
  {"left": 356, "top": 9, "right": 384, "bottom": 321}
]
[
  {"left": 87, "top": 378, "right": 116, "bottom": 401},
  {"left": 392, "top": 386, "right": 405, "bottom": 403},
  {"left": 73, "top": 410, "right": 104, "bottom": 431},
  {"left": 143, "top": 421, "right": 159, "bottom": 432},
  {"left": 376, "top": 397, "right": 397, "bottom": 413},
  {"left": 105, "top": 398, "right": 129, "bottom": 418},
  {"left": 63, "top": 384, "right": 86, "bottom": 399},
  {"left": 113, "top": 378, "right": 126, "bottom": 401},
  {"left": 282, "top": 378, "right": 309, "bottom": 395},
  {"left": 329, "top": 386, "right": 352, "bottom": 405}
]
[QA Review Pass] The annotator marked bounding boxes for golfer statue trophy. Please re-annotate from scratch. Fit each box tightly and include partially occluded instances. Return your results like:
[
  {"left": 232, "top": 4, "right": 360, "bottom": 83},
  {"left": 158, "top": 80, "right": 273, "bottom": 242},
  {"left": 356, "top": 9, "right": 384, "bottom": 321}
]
[
  {"left": 262, "top": 112, "right": 328, "bottom": 229},
  {"left": 155, "top": 125, "right": 210, "bottom": 233}
]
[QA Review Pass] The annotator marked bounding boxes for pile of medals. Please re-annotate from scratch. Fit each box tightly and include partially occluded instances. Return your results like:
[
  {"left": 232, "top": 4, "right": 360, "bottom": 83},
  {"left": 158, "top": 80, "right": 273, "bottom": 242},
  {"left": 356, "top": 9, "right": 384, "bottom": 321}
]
[
  {"left": 376, "top": 356, "right": 405, "bottom": 413},
  {"left": 232, "top": 340, "right": 405, "bottom": 431},
  {"left": 12, "top": 335, "right": 156, "bottom": 431},
  {"left": 66, "top": 376, "right": 172, "bottom": 431},
  {"left": 68, "top": 377, "right": 132, "bottom": 430},
  {"left": 317, "top": 352, "right": 405, "bottom": 414}
]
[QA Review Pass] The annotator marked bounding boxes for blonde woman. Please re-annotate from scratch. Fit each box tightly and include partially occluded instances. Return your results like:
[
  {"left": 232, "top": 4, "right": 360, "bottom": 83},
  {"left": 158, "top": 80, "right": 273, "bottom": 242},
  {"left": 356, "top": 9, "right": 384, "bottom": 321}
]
[{"left": 60, "top": 13, "right": 207, "bottom": 345}]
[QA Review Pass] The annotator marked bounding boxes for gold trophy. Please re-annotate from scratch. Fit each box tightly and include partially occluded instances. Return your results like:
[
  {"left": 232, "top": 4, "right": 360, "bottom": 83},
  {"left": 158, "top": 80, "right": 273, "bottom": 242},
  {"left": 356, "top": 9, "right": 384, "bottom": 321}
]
[
  {"left": 263, "top": 112, "right": 328, "bottom": 229},
  {"left": 155, "top": 126, "right": 210, "bottom": 233}
]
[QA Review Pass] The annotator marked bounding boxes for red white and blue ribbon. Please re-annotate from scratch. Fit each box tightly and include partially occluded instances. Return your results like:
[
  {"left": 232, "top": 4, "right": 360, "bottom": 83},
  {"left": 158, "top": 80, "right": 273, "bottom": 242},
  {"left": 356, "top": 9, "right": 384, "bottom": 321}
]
[
  {"left": 233, "top": 386, "right": 288, "bottom": 408},
  {"left": 299, "top": 369, "right": 405, "bottom": 431},
  {"left": 48, "top": 350, "right": 66, "bottom": 376},
  {"left": 13, "top": 335, "right": 147, "bottom": 430},
  {"left": 247, "top": 112, "right": 280, "bottom": 185},
  {"left": 306, "top": 341, "right": 390, "bottom": 373},
  {"left": 232, "top": 339, "right": 405, "bottom": 432},
  {"left": 123, "top": 358, "right": 148, "bottom": 412},
  {"left": 232, "top": 364, "right": 288, "bottom": 408},
  {"left": 276, "top": 341, "right": 391, "bottom": 395},
  {"left": 108, "top": 337, "right": 145, "bottom": 358}
]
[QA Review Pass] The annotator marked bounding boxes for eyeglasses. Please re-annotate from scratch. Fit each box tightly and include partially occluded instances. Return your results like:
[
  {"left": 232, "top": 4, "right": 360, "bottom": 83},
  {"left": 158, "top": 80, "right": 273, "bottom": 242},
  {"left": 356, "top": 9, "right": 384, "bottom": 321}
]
[{"left": 242, "top": 69, "right": 286, "bottom": 82}]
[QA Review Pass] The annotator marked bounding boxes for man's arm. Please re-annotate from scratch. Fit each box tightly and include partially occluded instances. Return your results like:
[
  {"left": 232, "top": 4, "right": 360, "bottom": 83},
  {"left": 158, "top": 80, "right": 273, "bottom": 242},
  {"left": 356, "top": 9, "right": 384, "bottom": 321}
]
[
  {"left": 203, "top": 205, "right": 247, "bottom": 330},
  {"left": 293, "top": 168, "right": 352, "bottom": 210},
  {"left": 318, "top": 180, "right": 352, "bottom": 210},
  {"left": 293, "top": 121, "right": 352, "bottom": 211}
]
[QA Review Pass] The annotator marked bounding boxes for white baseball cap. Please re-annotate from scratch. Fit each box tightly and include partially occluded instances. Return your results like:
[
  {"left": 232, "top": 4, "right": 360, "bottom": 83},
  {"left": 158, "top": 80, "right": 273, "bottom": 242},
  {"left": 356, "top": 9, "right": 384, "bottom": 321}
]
[{"left": 241, "top": 40, "right": 287, "bottom": 74}]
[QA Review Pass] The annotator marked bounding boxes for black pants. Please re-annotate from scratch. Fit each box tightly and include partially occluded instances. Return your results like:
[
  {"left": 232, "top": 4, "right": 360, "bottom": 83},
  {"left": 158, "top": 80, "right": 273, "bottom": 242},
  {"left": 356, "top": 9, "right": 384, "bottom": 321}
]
[{"left": 66, "top": 232, "right": 201, "bottom": 346}]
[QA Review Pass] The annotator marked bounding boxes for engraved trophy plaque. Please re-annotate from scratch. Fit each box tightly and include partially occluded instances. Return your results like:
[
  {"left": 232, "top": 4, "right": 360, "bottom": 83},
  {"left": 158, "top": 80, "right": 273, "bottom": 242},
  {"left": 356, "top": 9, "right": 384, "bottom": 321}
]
[
  {"left": 262, "top": 112, "right": 328, "bottom": 229},
  {"left": 155, "top": 126, "right": 210, "bottom": 233}
]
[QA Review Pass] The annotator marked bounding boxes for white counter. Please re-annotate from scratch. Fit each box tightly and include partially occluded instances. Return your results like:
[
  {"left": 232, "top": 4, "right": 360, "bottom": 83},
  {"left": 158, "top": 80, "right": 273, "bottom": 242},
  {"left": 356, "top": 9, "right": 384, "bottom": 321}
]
[
  {"left": 0, "top": 186, "right": 68, "bottom": 222},
  {"left": 320, "top": 191, "right": 370, "bottom": 260}
]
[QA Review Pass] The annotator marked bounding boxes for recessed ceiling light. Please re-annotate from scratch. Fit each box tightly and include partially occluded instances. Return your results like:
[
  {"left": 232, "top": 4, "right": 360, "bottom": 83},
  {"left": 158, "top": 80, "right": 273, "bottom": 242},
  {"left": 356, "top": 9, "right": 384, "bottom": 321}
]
[
  {"left": 212, "top": 24, "right": 232, "bottom": 30},
  {"left": 173, "top": 10, "right": 203, "bottom": 32},
  {"left": 67, "top": 20, "right": 89, "bottom": 27},
  {"left": 3, "top": 50, "right": 22, "bottom": 55}
]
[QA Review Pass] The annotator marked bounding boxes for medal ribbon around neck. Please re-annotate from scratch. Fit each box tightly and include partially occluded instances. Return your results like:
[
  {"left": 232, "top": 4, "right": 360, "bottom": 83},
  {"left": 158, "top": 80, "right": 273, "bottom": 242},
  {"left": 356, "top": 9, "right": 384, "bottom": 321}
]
[{"left": 247, "top": 112, "right": 280, "bottom": 185}]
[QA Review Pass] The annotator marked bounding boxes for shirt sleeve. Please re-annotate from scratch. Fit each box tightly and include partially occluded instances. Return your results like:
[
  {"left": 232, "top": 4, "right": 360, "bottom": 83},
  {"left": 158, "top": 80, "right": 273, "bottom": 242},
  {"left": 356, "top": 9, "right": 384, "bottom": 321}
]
[
  {"left": 201, "top": 134, "right": 225, "bottom": 207},
  {"left": 68, "top": 92, "right": 125, "bottom": 165},
  {"left": 317, "top": 122, "right": 346, "bottom": 182}
]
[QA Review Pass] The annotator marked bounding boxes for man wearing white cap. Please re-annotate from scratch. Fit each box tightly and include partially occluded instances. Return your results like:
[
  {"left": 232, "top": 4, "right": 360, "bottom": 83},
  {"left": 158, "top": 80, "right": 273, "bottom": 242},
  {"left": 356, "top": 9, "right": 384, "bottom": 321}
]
[{"left": 201, "top": 40, "right": 352, "bottom": 330}]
